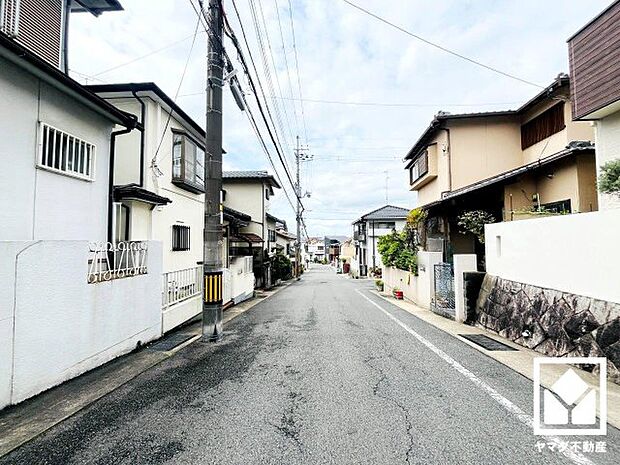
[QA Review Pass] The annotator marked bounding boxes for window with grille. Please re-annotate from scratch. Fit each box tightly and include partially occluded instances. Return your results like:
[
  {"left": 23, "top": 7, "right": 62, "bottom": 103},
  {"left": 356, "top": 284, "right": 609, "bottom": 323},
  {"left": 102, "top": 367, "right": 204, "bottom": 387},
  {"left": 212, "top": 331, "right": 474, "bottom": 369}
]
[
  {"left": 521, "top": 103, "right": 565, "bottom": 149},
  {"left": 409, "top": 150, "right": 429, "bottom": 184},
  {"left": 172, "top": 225, "right": 191, "bottom": 251},
  {"left": 268, "top": 229, "right": 276, "bottom": 242},
  {"left": 172, "top": 131, "right": 205, "bottom": 193},
  {"left": 38, "top": 123, "right": 95, "bottom": 180}
]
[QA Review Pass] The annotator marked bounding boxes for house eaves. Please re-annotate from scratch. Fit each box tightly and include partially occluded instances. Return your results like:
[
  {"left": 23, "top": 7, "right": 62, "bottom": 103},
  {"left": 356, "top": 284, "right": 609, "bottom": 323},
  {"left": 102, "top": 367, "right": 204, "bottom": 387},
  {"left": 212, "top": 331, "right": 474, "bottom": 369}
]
[
  {"left": 70, "top": 0, "right": 123, "bottom": 16},
  {"left": 0, "top": 32, "right": 138, "bottom": 129},
  {"left": 86, "top": 82, "right": 204, "bottom": 141},
  {"left": 223, "top": 170, "right": 282, "bottom": 189}
]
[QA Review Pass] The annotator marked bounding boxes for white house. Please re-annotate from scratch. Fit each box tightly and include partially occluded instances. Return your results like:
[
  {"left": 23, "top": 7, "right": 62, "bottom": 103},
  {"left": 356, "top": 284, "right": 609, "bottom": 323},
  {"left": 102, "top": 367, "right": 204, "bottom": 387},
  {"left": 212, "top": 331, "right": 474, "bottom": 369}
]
[
  {"left": 0, "top": 1, "right": 164, "bottom": 410},
  {"left": 88, "top": 83, "right": 256, "bottom": 331},
  {"left": 305, "top": 237, "right": 325, "bottom": 262},
  {"left": 223, "top": 170, "right": 281, "bottom": 288},
  {"left": 351, "top": 205, "right": 409, "bottom": 277}
]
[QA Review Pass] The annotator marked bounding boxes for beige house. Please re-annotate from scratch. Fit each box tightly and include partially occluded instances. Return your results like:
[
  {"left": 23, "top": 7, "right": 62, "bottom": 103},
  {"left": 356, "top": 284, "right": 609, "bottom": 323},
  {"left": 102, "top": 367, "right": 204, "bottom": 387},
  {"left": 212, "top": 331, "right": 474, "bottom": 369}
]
[{"left": 404, "top": 75, "right": 597, "bottom": 260}]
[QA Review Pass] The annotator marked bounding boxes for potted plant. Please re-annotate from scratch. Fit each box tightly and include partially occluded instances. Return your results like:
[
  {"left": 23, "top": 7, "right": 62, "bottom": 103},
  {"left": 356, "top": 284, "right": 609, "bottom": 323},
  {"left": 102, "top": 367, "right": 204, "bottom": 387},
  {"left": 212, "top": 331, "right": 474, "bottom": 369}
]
[
  {"left": 393, "top": 287, "right": 404, "bottom": 300},
  {"left": 375, "top": 279, "right": 384, "bottom": 292}
]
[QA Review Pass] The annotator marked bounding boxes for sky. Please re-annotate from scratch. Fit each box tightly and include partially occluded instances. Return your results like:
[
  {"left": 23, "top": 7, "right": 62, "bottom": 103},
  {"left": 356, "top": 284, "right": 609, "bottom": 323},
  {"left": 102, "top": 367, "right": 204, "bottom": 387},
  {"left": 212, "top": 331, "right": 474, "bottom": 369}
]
[{"left": 69, "top": 0, "right": 610, "bottom": 237}]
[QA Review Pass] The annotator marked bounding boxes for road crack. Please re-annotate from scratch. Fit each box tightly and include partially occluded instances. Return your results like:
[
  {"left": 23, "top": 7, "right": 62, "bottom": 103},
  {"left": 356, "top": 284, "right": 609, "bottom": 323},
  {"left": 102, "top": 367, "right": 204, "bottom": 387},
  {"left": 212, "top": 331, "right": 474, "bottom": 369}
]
[{"left": 363, "top": 350, "right": 415, "bottom": 465}]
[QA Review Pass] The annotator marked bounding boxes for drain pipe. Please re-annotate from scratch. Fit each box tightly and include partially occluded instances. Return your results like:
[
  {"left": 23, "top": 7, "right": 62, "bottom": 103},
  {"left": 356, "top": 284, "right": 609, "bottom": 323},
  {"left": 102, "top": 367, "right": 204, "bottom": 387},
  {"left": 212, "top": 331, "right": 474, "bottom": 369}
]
[
  {"left": 107, "top": 126, "right": 133, "bottom": 243},
  {"left": 440, "top": 127, "right": 452, "bottom": 192},
  {"left": 131, "top": 90, "right": 146, "bottom": 187}
]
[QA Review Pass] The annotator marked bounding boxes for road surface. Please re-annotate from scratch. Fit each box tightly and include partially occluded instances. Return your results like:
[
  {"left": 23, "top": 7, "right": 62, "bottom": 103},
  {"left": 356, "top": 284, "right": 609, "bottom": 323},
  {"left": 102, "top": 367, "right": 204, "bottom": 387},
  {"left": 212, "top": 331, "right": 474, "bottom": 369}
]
[{"left": 2, "top": 265, "right": 618, "bottom": 464}]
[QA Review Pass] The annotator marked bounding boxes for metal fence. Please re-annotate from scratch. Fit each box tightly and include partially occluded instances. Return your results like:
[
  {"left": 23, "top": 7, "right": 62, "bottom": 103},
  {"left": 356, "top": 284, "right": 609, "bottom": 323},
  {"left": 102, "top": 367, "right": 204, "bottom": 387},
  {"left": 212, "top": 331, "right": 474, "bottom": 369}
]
[
  {"left": 431, "top": 262, "right": 455, "bottom": 318},
  {"left": 88, "top": 241, "right": 148, "bottom": 284},
  {"left": 162, "top": 266, "right": 203, "bottom": 308}
]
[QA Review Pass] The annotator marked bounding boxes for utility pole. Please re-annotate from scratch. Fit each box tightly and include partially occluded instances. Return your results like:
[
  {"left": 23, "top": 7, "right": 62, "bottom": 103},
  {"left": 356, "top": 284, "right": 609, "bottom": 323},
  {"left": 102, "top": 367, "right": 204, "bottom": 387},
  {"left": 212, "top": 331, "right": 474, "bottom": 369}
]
[
  {"left": 295, "top": 135, "right": 301, "bottom": 280},
  {"left": 202, "top": 0, "right": 224, "bottom": 341}
]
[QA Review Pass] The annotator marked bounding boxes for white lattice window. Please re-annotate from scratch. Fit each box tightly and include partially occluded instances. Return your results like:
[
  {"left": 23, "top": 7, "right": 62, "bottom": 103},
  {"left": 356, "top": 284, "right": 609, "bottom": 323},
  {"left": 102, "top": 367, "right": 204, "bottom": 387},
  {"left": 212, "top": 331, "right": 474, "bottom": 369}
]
[
  {"left": 0, "top": 0, "right": 20, "bottom": 37},
  {"left": 38, "top": 123, "right": 96, "bottom": 180}
]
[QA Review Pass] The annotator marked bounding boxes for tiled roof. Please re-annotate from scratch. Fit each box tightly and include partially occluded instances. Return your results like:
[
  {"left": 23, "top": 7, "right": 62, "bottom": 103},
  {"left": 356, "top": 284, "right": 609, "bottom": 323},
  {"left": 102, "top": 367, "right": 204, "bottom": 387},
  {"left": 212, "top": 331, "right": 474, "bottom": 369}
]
[
  {"left": 356, "top": 205, "right": 410, "bottom": 222},
  {"left": 223, "top": 170, "right": 281, "bottom": 188}
]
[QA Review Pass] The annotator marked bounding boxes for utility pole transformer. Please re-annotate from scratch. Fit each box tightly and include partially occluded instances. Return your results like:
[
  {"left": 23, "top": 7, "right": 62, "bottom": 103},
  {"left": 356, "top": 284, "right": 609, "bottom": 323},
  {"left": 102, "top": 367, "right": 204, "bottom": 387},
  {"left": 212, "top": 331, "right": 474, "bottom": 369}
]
[
  {"left": 202, "top": 0, "right": 224, "bottom": 341},
  {"left": 295, "top": 135, "right": 301, "bottom": 280}
]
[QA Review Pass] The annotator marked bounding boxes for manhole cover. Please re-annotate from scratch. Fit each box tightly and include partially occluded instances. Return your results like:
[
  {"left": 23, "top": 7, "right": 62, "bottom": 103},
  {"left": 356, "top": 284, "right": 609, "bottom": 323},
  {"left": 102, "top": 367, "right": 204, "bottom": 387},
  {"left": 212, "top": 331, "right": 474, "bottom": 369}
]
[
  {"left": 458, "top": 334, "right": 517, "bottom": 351},
  {"left": 149, "top": 333, "right": 196, "bottom": 351}
]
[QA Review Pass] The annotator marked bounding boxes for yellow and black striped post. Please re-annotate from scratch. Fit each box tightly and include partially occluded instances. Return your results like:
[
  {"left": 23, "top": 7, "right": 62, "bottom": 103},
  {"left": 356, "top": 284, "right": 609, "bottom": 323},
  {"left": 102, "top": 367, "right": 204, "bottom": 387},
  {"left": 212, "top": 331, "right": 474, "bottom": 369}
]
[{"left": 204, "top": 271, "right": 223, "bottom": 304}]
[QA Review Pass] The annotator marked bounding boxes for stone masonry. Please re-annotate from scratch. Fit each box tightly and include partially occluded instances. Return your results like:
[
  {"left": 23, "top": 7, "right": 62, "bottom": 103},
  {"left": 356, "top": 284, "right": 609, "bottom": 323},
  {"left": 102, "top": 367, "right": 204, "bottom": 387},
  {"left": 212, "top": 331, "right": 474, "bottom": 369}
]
[{"left": 476, "top": 274, "right": 620, "bottom": 384}]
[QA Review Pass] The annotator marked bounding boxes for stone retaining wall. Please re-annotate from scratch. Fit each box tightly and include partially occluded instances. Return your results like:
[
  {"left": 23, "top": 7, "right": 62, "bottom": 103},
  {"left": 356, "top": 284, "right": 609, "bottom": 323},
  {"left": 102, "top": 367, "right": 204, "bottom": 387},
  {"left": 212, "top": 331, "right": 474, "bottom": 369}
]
[{"left": 475, "top": 274, "right": 620, "bottom": 383}]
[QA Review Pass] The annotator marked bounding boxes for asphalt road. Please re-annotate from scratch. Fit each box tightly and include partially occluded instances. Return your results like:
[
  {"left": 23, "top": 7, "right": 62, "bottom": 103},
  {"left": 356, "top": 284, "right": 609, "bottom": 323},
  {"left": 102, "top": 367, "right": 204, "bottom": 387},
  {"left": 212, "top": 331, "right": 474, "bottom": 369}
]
[{"left": 2, "top": 266, "right": 618, "bottom": 465}]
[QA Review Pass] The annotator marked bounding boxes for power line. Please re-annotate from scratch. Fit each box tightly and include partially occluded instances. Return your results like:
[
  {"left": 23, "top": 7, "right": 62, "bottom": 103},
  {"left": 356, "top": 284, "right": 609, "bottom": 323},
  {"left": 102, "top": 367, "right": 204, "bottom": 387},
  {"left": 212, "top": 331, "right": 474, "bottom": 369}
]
[
  {"left": 247, "top": 0, "right": 294, "bottom": 175},
  {"left": 286, "top": 0, "right": 309, "bottom": 143},
  {"left": 92, "top": 31, "right": 206, "bottom": 77},
  {"left": 176, "top": 91, "right": 519, "bottom": 108},
  {"left": 341, "top": 0, "right": 544, "bottom": 89},
  {"left": 151, "top": 12, "right": 202, "bottom": 166},
  {"left": 273, "top": 0, "right": 301, "bottom": 145},
  {"left": 226, "top": 0, "right": 302, "bottom": 207}
]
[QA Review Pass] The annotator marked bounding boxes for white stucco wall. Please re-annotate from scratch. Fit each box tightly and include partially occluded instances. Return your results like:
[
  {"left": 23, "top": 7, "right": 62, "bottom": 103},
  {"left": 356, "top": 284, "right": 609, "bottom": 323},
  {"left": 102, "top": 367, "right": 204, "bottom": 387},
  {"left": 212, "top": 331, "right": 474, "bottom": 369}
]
[
  {"left": 0, "top": 240, "right": 162, "bottom": 409},
  {"left": 485, "top": 209, "right": 620, "bottom": 304},
  {"left": 0, "top": 56, "right": 114, "bottom": 242},
  {"left": 382, "top": 251, "right": 442, "bottom": 309},
  {"left": 595, "top": 112, "right": 620, "bottom": 210},
  {"left": 223, "top": 182, "right": 267, "bottom": 238}
]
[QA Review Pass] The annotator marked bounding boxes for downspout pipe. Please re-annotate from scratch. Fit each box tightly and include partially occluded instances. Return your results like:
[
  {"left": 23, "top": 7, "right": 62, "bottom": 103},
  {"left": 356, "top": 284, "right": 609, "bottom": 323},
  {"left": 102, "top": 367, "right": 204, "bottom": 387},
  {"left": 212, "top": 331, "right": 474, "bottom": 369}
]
[
  {"left": 131, "top": 90, "right": 146, "bottom": 187},
  {"left": 61, "top": 0, "right": 71, "bottom": 74},
  {"left": 107, "top": 126, "right": 134, "bottom": 243}
]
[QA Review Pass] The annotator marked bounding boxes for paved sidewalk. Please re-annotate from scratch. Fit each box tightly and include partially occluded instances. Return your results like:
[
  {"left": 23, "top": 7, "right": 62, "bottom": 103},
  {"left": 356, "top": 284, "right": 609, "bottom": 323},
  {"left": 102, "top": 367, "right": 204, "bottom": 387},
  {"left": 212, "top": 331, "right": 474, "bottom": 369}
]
[
  {"left": 0, "top": 281, "right": 291, "bottom": 458},
  {"left": 372, "top": 290, "right": 620, "bottom": 430}
]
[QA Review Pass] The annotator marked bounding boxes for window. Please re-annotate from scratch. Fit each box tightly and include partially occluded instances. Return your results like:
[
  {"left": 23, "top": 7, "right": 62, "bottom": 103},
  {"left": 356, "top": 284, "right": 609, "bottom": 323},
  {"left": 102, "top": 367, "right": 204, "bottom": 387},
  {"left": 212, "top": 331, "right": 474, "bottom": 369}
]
[
  {"left": 374, "top": 221, "right": 396, "bottom": 229},
  {"left": 39, "top": 123, "right": 95, "bottom": 180},
  {"left": 114, "top": 203, "right": 130, "bottom": 242},
  {"left": 268, "top": 229, "right": 276, "bottom": 242},
  {"left": 409, "top": 150, "right": 429, "bottom": 184},
  {"left": 172, "top": 131, "right": 205, "bottom": 193},
  {"left": 521, "top": 103, "right": 565, "bottom": 149},
  {"left": 317, "top": 245, "right": 324, "bottom": 251},
  {"left": 172, "top": 225, "right": 191, "bottom": 251},
  {"left": 541, "top": 199, "right": 571, "bottom": 214}
]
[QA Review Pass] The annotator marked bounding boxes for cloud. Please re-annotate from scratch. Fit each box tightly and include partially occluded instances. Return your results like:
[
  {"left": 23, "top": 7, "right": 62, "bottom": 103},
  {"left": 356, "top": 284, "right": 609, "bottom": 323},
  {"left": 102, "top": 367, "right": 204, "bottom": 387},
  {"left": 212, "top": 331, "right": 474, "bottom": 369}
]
[{"left": 69, "top": 0, "right": 609, "bottom": 236}]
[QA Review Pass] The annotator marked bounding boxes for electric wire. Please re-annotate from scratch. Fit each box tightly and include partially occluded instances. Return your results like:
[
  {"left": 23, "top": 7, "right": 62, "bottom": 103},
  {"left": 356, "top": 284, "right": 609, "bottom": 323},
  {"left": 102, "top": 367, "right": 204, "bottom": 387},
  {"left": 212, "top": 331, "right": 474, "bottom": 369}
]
[
  {"left": 286, "top": 0, "right": 309, "bottom": 143},
  {"left": 341, "top": 0, "right": 544, "bottom": 89}
]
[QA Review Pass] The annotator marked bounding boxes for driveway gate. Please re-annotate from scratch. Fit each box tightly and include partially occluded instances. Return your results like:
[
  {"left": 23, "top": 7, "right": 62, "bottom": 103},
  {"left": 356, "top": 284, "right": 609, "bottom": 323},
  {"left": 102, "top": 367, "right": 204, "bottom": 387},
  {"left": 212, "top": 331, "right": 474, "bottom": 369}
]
[{"left": 432, "top": 263, "right": 455, "bottom": 319}]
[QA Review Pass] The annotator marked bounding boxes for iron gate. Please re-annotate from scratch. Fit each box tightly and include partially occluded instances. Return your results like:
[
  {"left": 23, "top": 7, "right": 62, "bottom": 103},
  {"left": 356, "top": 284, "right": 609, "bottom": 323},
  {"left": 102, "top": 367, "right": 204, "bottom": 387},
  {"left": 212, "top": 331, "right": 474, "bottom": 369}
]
[{"left": 432, "top": 263, "right": 455, "bottom": 319}]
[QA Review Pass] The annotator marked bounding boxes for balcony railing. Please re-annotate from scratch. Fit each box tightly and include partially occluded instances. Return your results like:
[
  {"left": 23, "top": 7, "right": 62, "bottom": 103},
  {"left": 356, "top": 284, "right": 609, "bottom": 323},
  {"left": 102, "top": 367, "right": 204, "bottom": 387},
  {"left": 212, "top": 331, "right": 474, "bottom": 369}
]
[
  {"left": 88, "top": 241, "right": 148, "bottom": 283},
  {"left": 353, "top": 232, "right": 366, "bottom": 241},
  {"left": 162, "top": 266, "right": 203, "bottom": 308}
]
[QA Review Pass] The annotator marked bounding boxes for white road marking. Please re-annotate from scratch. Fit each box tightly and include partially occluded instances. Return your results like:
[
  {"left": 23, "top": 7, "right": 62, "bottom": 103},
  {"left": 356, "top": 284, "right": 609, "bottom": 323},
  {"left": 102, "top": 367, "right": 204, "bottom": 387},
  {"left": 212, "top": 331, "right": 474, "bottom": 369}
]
[{"left": 355, "top": 289, "right": 595, "bottom": 465}]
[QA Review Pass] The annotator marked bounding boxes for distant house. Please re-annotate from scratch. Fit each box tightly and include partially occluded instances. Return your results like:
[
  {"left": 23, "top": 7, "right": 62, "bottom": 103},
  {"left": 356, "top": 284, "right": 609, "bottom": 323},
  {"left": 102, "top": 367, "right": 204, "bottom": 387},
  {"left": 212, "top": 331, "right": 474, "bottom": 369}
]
[
  {"left": 404, "top": 75, "right": 596, "bottom": 262},
  {"left": 305, "top": 237, "right": 325, "bottom": 262},
  {"left": 352, "top": 205, "right": 409, "bottom": 277},
  {"left": 223, "top": 170, "right": 281, "bottom": 287}
]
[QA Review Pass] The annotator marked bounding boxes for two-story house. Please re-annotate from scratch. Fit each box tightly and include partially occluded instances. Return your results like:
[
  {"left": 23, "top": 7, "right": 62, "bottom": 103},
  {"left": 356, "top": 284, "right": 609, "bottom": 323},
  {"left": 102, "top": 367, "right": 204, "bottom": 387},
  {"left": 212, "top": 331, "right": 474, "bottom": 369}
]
[
  {"left": 404, "top": 75, "right": 597, "bottom": 261},
  {"left": 305, "top": 237, "right": 325, "bottom": 262},
  {"left": 568, "top": 0, "right": 620, "bottom": 210},
  {"left": 223, "top": 170, "right": 281, "bottom": 288},
  {"left": 352, "top": 205, "right": 409, "bottom": 277},
  {"left": 0, "top": 1, "right": 169, "bottom": 410}
]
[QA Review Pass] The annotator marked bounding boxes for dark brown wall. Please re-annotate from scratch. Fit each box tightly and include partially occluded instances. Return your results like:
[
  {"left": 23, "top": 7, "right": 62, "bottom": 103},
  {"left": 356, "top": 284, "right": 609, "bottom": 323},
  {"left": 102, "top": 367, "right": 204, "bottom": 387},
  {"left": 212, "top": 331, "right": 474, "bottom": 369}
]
[{"left": 569, "top": 0, "right": 620, "bottom": 119}]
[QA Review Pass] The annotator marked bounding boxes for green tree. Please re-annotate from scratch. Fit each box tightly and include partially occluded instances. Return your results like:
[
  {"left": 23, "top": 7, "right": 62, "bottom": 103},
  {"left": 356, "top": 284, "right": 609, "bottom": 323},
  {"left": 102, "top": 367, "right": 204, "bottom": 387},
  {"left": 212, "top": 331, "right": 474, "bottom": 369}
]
[
  {"left": 377, "top": 231, "right": 417, "bottom": 272},
  {"left": 599, "top": 159, "right": 620, "bottom": 195},
  {"left": 272, "top": 252, "right": 292, "bottom": 281},
  {"left": 457, "top": 210, "right": 495, "bottom": 244}
]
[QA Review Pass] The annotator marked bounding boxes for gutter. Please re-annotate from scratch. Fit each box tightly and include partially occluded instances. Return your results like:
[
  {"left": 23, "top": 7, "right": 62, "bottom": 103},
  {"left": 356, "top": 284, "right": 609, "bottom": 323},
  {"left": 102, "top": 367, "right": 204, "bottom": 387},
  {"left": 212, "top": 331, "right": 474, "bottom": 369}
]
[
  {"left": 107, "top": 127, "right": 134, "bottom": 243},
  {"left": 131, "top": 90, "right": 146, "bottom": 187}
]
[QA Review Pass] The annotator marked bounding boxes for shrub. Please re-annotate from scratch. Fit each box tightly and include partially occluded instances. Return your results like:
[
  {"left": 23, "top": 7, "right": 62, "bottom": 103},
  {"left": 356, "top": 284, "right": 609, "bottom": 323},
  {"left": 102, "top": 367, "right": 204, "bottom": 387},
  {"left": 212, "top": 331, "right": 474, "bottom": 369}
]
[
  {"left": 599, "top": 159, "right": 620, "bottom": 195},
  {"left": 377, "top": 231, "right": 417, "bottom": 272},
  {"left": 272, "top": 252, "right": 292, "bottom": 281},
  {"left": 457, "top": 210, "right": 495, "bottom": 244}
]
